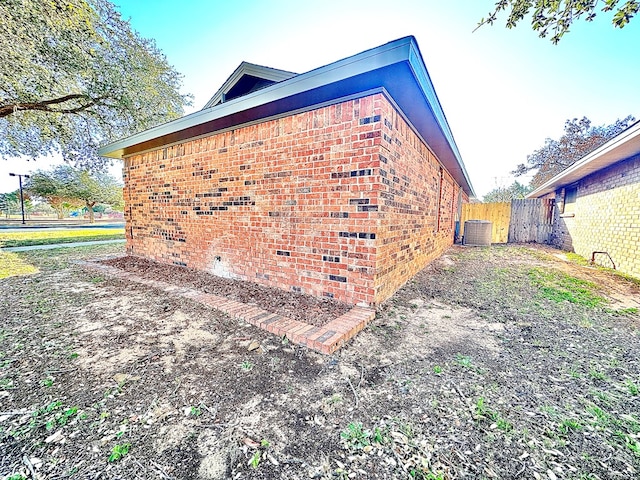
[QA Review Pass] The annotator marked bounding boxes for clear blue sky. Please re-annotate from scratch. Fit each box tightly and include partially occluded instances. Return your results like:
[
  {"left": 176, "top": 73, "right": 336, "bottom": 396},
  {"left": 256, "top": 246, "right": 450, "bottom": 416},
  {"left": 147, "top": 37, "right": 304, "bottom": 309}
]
[{"left": 2, "top": 0, "right": 639, "bottom": 198}]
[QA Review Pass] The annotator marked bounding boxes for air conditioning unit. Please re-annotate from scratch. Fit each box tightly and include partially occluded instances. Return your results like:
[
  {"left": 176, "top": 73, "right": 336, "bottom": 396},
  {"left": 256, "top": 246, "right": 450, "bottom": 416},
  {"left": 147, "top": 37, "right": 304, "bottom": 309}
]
[{"left": 463, "top": 220, "right": 492, "bottom": 246}]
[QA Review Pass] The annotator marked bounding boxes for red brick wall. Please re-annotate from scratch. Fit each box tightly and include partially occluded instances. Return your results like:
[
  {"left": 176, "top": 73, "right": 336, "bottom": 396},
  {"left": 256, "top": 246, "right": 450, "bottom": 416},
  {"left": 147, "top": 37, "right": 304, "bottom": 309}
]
[
  {"left": 123, "top": 92, "right": 466, "bottom": 306},
  {"left": 373, "top": 99, "right": 461, "bottom": 303}
]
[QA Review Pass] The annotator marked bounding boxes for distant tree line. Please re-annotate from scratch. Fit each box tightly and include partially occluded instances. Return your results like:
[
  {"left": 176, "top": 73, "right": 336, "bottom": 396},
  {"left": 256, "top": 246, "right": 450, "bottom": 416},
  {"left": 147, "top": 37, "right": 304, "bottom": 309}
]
[
  {"left": 482, "top": 181, "right": 532, "bottom": 203},
  {"left": 482, "top": 115, "right": 635, "bottom": 203},
  {"left": 0, "top": 191, "right": 33, "bottom": 219},
  {"left": 1, "top": 166, "right": 123, "bottom": 223}
]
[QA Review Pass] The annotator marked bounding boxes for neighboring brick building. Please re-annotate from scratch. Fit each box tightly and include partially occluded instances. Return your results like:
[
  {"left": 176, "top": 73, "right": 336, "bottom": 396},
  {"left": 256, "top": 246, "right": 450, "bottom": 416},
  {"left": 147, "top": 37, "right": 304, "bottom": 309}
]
[
  {"left": 99, "top": 37, "right": 475, "bottom": 306},
  {"left": 528, "top": 121, "right": 640, "bottom": 279}
]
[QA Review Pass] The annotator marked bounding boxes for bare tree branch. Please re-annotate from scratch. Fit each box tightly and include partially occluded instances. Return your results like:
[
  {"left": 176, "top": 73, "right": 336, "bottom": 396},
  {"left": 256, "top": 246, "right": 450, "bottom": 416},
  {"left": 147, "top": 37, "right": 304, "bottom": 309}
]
[{"left": 0, "top": 95, "right": 105, "bottom": 118}]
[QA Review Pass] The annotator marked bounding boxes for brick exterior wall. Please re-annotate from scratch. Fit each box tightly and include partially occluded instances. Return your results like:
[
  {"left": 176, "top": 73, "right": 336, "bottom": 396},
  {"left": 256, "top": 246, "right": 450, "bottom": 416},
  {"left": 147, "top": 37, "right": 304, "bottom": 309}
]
[
  {"left": 549, "top": 154, "right": 640, "bottom": 278},
  {"left": 123, "top": 92, "right": 466, "bottom": 306},
  {"left": 374, "top": 99, "right": 461, "bottom": 302}
]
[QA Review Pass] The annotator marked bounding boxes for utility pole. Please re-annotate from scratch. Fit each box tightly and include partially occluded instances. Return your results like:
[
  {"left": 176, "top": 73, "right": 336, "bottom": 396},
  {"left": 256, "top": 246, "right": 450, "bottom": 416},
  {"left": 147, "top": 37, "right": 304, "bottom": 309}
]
[{"left": 9, "top": 173, "right": 30, "bottom": 225}]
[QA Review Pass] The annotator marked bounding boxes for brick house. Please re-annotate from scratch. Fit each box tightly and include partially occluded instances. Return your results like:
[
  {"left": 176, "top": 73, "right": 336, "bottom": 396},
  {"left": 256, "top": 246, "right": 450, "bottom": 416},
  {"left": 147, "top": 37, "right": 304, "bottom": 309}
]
[
  {"left": 527, "top": 121, "right": 640, "bottom": 279},
  {"left": 99, "top": 36, "right": 475, "bottom": 307}
]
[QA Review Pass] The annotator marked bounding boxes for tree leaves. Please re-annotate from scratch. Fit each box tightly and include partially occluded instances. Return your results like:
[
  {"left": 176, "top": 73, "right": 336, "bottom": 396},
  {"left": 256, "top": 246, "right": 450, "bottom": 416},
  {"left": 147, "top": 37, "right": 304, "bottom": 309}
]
[
  {"left": 0, "top": 0, "right": 191, "bottom": 168},
  {"left": 24, "top": 166, "right": 85, "bottom": 218},
  {"left": 483, "top": 181, "right": 532, "bottom": 202},
  {"left": 477, "top": 0, "right": 640, "bottom": 42},
  {"left": 0, "top": 191, "right": 23, "bottom": 218},
  {"left": 24, "top": 165, "right": 122, "bottom": 222},
  {"left": 513, "top": 115, "right": 635, "bottom": 188}
]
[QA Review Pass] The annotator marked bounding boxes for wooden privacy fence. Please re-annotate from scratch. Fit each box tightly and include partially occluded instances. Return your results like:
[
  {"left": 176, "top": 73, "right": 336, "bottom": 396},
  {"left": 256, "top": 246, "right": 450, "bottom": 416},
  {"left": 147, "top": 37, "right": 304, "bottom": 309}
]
[
  {"left": 460, "top": 202, "right": 511, "bottom": 243},
  {"left": 509, "top": 198, "right": 554, "bottom": 243},
  {"left": 460, "top": 198, "right": 554, "bottom": 244}
]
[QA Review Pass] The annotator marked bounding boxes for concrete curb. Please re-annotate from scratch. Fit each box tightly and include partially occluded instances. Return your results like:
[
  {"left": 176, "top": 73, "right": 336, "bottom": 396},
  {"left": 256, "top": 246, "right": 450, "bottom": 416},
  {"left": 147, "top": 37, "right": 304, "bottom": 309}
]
[{"left": 2, "top": 239, "right": 125, "bottom": 252}]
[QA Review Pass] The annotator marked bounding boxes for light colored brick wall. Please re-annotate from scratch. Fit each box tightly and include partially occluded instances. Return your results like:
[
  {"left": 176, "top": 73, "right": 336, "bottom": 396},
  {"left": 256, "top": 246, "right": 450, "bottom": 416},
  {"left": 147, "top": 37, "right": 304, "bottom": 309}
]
[
  {"left": 123, "top": 92, "right": 465, "bottom": 306},
  {"left": 550, "top": 155, "right": 640, "bottom": 278}
]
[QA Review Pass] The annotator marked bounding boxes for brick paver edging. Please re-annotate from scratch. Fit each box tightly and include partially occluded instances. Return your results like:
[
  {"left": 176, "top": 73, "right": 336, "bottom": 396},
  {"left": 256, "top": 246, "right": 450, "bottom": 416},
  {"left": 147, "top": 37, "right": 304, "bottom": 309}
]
[{"left": 78, "top": 259, "right": 376, "bottom": 354}]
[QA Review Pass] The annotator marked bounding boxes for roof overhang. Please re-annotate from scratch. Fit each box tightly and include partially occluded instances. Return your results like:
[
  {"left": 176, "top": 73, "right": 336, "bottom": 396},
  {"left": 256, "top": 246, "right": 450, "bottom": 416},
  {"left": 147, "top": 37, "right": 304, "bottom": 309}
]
[
  {"left": 527, "top": 120, "right": 640, "bottom": 198},
  {"left": 99, "top": 36, "right": 475, "bottom": 196}
]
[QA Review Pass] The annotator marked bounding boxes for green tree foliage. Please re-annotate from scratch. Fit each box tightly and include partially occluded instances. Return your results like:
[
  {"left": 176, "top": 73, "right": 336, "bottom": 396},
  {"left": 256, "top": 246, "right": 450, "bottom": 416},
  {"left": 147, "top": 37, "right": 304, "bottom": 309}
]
[
  {"left": 478, "top": 0, "right": 639, "bottom": 43},
  {"left": 24, "top": 165, "right": 84, "bottom": 219},
  {"left": 513, "top": 116, "right": 635, "bottom": 188},
  {"left": 0, "top": 0, "right": 190, "bottom": 168},
  {"left": 25, "top": 166, "right": 122, "bottom": 223},
  {"left": 0, "top": 192, "right": 20, "bottom": 218},
  {"left": 0, "top": 191, "right": 33, "bottom": 219},
  {"left": 483, "top": 181, "right": 532, "bottom": 202},
  {"left": 72, "top": 170, "right": 123, "bottom": 223}
]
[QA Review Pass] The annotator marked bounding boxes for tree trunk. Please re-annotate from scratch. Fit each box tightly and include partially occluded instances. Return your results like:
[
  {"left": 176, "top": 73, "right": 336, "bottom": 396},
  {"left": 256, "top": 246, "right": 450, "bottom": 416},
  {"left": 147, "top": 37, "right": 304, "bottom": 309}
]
[{"left": 87, "top": 201, "right": 96, "bottom": 224}]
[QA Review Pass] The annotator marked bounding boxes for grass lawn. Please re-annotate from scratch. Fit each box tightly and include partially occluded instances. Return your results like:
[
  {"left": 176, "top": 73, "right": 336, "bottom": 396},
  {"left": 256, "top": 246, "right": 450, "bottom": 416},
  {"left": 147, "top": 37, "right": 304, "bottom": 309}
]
[
  {"left": 0, "top": 250, "right": 40, "bottom": 279},
  {"left": 0, "top": 228, "right": 125, "bottom": 248}
]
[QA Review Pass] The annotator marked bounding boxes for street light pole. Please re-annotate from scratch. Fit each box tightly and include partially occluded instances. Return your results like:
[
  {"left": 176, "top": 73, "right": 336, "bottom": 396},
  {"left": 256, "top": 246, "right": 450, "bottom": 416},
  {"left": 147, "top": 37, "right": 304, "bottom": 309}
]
[{"left": 9, "top": 173, "right": 30, "bottom": 225}]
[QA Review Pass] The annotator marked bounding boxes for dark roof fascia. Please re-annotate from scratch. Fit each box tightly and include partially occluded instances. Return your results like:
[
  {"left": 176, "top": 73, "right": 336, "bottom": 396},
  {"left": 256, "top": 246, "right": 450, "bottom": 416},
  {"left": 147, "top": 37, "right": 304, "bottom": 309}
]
[
  {"left": 119, "top": 87, "right": 389, "bottom": 159},
  {"left": 527, "top": 120, "right": 640, "bottom": 198},
  {"left": 202, "top": 62, "right": 297, "bottom": 109},
  {"left": 405, "top": 40, "right": 475, "bottom": 197},
  {"left": 97, "top": 38, "right": 415, "bottom": 158},
  {"left": 99, "top": 36, "right": 475, "bottom": 196}
]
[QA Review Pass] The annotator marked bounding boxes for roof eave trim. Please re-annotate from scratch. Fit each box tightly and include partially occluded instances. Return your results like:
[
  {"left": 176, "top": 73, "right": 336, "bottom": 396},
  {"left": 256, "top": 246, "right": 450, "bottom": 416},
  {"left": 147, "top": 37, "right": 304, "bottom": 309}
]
[
  {"left": 406, "top": 41, "right": 475, "bottom": 197},
  {"left": 98, "top": 36, "right": 474, "bottom": 196},
  {"left": 98, "top": 37, "right": 415, "bottom": 159}
]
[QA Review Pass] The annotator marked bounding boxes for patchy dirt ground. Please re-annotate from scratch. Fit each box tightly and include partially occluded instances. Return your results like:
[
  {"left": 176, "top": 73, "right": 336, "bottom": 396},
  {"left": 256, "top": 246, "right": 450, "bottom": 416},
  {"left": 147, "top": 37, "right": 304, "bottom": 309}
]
[
  {"left": 1, "top": 243, "right": 639, "bottom": 480},
  {"left": 101, "top": 255, "right": 352, "bottom": 327}
]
